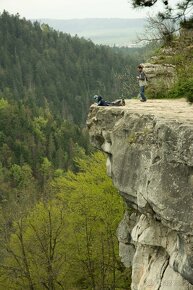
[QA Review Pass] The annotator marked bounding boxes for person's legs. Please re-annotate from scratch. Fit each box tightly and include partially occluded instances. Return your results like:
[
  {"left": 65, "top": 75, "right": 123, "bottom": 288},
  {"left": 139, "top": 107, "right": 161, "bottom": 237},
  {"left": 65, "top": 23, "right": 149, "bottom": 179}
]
[{"left": 139, "top": 86, "right": 146, "bottom": 101}]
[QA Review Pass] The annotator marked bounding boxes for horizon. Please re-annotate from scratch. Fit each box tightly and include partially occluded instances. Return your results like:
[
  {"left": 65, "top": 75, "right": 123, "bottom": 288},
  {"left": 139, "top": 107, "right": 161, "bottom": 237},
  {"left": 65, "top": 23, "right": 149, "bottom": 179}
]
[
  {"left": 32, "top": 17, "right": 147, "bottom": 47},
  {"left": 33, "top": 17, "right": 146, "bottom": 21}
]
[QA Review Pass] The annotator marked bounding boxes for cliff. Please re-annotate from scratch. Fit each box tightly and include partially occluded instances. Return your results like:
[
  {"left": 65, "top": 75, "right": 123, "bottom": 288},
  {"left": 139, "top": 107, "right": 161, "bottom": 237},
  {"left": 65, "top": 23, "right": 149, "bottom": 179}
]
[{"left": 87, "top": 99, "right": 193, "bottom": 290}]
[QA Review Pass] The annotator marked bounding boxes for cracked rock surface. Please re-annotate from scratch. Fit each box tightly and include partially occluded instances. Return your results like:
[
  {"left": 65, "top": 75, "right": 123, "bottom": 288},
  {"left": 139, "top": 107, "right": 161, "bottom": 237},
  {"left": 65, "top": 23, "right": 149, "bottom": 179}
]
[{"left": 87, "top": 99, "right": 193, "bottom": 290}]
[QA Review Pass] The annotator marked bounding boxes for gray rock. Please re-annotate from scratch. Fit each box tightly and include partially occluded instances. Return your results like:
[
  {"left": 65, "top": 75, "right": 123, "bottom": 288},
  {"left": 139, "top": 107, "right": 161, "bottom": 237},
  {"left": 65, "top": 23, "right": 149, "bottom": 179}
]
[
  {"left": 87, "top": 100, "right": 193, "bottom": 289},
  {"left": 140, "top": 62, "right": 177, "bottom": 98}
]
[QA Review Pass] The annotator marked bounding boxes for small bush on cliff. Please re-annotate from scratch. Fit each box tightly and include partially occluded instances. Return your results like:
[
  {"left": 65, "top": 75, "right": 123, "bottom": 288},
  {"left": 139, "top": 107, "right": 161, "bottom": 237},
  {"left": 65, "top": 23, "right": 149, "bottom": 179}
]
[
  {"left": 180, "top": 17, "right": 193, "bottom": 29},
  {"left": 167, "top": 78, "right": 193, "bottom": 102},
  {"left": 146, "top": 80, "right": 169, "bottom": 99}
]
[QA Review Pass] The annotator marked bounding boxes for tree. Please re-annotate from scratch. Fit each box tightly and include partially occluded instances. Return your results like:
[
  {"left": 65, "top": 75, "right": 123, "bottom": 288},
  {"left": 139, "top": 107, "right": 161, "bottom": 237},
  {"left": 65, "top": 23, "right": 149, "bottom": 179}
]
[
  {"left": 131, "top": 0, "right": 193, "bottom": 23},
  {"left": 133, "top": 0, "right": 193, "bottom": 45},
  {"left": 0, "top": 153, "right": 130, "bottom": 290},
  {"left": 10, "top": 163, "right": 37, "bottom": 204},
  {"left": 0, "top": 202, "right": 69, "bottom": 290},
  {"left": 40, "top": 157, "right": 53, "bottom": 197},
  {"left": 131, "top": 0, "right": 168, "bottom": 7},
  {"left": 140, "top": 14, "right": 177, "bottom": 45},
  {"left": 52, "top": 152, "right": 129, "bottom": 289}
]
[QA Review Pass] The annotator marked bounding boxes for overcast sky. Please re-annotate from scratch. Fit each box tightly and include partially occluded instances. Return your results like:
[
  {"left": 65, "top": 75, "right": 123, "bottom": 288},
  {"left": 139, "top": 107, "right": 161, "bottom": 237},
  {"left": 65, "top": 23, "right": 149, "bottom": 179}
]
[{"left": 0, "top": 0, "right": 179, "bottom": 20}]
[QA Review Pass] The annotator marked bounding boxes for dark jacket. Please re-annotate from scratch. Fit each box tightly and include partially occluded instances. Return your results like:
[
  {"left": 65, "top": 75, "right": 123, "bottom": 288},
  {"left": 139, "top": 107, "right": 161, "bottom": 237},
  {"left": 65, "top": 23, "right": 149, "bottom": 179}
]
[{"left": 96, "top": 96, "right": 110, "bottom": 106}]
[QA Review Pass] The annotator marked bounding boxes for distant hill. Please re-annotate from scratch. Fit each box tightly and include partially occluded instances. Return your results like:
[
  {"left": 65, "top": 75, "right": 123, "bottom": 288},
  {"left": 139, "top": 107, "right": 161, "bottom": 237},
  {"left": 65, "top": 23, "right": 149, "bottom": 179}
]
[{"left": 34, "top": 18, "right": 146, "bottom": 46}]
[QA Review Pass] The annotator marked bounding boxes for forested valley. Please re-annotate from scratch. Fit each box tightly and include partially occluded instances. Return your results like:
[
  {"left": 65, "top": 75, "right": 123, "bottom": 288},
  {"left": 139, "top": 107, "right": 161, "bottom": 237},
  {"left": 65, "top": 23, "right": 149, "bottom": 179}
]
[{"left": 0, "top": 10, "right": 146, "bottom": 289}]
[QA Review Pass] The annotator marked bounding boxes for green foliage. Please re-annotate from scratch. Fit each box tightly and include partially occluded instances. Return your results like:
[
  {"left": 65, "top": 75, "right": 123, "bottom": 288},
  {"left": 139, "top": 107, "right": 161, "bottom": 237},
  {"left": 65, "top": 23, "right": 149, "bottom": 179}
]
[
  {"left": 10, "top": 164, "right": 34, "bottom": 189},
  {"left": 0, "top": 98, "right": 93, "bottom": 207},
  {"left": 0, "top": 152, "right": 131, "bottom": 289},
  {"left": 145, "top": 77, "right": 170, "bottom": 99},
  {"left": 0, "top": 11, "right": 137, "bottom": 288},
  {"left": 0, "top": 11, "right": 139, "bottom": 124},
  {"left": 153, "top": 42, "right": 193, "bottom": 102},
  {"left": 180, "top": 17, "right": 193, "bottom": 29},
  {"left": 0, "top": 11, "right": 146, "bottom": 204},
  {"left": 54, "top": 152, "right": 128, "bottom": 289},
  {"left": 1, "top": 202, "right": 68, "bottom": 290},
  {"left": 143, "top": 33, "right": 193, "bottom": 101},
  {"left": 32, "top": 116, "right": 48, "bottom": 141},
  {"left": 0, "top": 99, "right": 9, "bottom": 110},
  {"left": 0, "top": 10, "right": 149, "bottom": 203},
  {"left": 167, "top": 78, "right": 193, "bottom": 102}
]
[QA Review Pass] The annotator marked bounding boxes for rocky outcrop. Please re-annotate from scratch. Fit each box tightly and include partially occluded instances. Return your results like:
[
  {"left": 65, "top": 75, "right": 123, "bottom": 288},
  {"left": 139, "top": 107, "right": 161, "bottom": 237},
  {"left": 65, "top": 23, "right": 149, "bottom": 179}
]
[
  {"left": 143, "top": 63, "right": 176, "bottom": 86},
  {"left": 180, "top": 28, "right": 193, "bottom": 44},
  {"left": 87, "top": 100, "right": 193, "bottom": 290},
  {"left": 142, "top": 62, "right": 176, "bottom": 98}
]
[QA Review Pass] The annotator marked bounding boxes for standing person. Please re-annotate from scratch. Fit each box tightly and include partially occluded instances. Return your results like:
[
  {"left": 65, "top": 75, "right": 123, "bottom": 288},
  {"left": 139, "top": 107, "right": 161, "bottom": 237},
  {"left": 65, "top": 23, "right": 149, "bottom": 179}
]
[{"left": 137, "top": 65, "right": 147, "bottom": 102}]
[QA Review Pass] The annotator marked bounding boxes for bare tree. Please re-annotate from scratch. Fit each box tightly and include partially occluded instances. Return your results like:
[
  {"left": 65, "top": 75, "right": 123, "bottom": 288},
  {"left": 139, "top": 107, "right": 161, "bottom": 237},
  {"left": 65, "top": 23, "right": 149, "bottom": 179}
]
[{"left": 138, "top": 14, "right": 177, "bottom": 45}]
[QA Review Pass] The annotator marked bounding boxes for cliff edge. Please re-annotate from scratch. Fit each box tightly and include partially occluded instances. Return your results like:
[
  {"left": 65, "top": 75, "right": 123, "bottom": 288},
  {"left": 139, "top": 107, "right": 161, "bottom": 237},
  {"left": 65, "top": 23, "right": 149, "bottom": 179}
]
[{"left": 87, "top": 99, "right": 193, "bottom": 290}]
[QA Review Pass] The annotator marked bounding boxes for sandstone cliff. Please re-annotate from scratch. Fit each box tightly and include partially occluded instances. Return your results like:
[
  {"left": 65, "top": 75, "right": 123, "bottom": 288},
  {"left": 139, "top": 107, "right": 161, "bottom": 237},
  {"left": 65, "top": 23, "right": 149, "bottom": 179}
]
[{"left": 87, "top": 99, "right": 193, "bottom": 290}]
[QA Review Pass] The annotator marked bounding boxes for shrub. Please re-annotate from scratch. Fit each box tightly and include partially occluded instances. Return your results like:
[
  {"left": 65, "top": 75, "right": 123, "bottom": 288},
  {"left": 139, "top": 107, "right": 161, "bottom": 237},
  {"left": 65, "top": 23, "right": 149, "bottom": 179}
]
[
  {"left": 146, "top": 80, "right": 169, "bottom": 99},
  {"left": 180, "top": 18, "right": 193, "bottom": 29},
  {"left": 167, "top": 78, "right": 193, "bottom": 102}
]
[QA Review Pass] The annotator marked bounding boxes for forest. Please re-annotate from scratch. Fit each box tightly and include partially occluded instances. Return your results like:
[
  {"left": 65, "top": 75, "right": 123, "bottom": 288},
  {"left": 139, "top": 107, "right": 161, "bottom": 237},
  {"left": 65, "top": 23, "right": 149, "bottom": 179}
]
[
  {"left": 0, "top": 10, "right": 147, "bottom": 289},
  {"left": 0, "top": 11, "right": 146, "bottom": 124}
]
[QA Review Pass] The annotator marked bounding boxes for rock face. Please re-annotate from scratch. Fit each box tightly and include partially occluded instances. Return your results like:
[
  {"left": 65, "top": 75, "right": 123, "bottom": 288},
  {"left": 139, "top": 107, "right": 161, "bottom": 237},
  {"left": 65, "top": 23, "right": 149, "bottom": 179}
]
[
  {"left": 142, "top": 62, "right": 176, "bottom": 98},
  {"left": 87, "top": 100, "right": 193, "bottom": 290},
  {"left": 180, "top": 28, "right": 193, "bottom": 44},
  {"left": 143, "top": 62, "right": 176, "bottom": 87}
]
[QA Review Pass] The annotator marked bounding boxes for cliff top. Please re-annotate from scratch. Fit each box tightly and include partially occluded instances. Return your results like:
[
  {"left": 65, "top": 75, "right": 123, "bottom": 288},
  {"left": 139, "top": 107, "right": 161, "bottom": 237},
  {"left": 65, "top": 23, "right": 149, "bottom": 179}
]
[{"left": 92, "top": 99, "right": 193, "bottom": 124}]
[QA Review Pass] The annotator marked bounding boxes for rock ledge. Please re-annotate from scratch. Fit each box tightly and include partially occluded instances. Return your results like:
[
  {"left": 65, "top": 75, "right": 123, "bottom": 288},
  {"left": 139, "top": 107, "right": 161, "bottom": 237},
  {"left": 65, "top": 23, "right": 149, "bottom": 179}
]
[{"left": 87, "top": 99, "right": 193, "bottom": 290}]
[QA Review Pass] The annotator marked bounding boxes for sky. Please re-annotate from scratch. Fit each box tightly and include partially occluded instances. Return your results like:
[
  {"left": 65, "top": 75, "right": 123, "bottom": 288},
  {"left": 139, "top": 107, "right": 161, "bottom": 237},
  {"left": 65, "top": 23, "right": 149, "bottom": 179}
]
[{"left": 0, "top": 0, "right": 180, "bottom": 20}]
